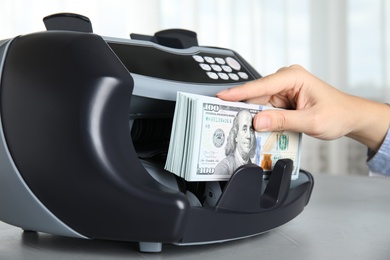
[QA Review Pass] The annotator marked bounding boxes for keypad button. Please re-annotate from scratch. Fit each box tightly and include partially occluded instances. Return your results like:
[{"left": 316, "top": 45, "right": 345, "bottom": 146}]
[
  {"left": 211, "top": 64, "right": 222, "bottom": 72},
  {"left": 229, "top": 73, "right": 239, "bottom": 81},
  {"left": 238, "top": 72, "right": 249, "bottom": 79},
  {"left": 204, "top": 56, "right": 215, "bottom": 63},
  {"left": 199, "top": 63, "right": 212, "bottom": 71},
  {"left": 222, "top": 65, "right": 233, "bottom": 73},
  {"left": 226, "top": 57, "right": 241, "bottom": 70},
  {"left": 215, "top": 57, "right": 226, "bottom": 64},
  {"left": 218, "top": 73, "right": 229, "bottom": 80},
  {"left": 193, "top": 55, "right": 204, "bottom": 62},
  {"left": 207, "top": 72, "right": 219, "bottom": 79}
]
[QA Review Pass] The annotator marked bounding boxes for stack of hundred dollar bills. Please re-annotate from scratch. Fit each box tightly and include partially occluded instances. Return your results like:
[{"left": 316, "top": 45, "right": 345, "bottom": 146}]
[{"left": 164, "top": 92, "right": 302, "bottom": 182}]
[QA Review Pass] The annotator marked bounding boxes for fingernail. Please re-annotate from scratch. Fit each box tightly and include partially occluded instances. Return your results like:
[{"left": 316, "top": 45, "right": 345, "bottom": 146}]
[
  {"left": 255, "top": 116, "right": 271, "bottom": 131},
  {"left": 216, "top": 89, "right": 229, "bottom": 97}
]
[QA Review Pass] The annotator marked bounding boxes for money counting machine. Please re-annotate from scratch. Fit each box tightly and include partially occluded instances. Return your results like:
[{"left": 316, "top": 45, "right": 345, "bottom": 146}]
[{"left": 0, "top": 13, "right": 314, "bottom": 252}]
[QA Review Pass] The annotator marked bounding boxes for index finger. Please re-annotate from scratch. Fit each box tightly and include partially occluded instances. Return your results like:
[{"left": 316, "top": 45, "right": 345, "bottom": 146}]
[{"left": 216, "top": 65, "right": 305, "bottom": 102}]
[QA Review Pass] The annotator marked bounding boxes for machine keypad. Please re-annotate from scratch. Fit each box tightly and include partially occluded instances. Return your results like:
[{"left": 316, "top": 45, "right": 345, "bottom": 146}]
[
  {"left": 229, "top": 73, "right": 239, "bottom": 81},
  {"left": 238, "top": 72, "right": 249, "bottom": 79},
  {"left": 193, "top": 55, "right": 248, "bottom": 81},
  {"left": 192, "top": 55, "right": 204, "bottom": 63},
  {"left": 215, "top": 57, "right": 225, "bottom": 64},
  {"left": 199, "top": 63, "right": 211, "bottom": 71},
  {"left": 204, "top": 56, "right": 215, "bottom": 64},
  {"left": 218, "top": 73, "right": 229, "bottom": 80},
  {"left": 222, "top": 65, "right": 232, "bottom": 73},
  {"left": 211, "top": 64, "right": 222, "bottom": 72},
  {"left": 206, "top": 72, "right": 219, "bottom": 79},
  {"left": 225, "top": 57, "right": 241, "bottom": 71}
]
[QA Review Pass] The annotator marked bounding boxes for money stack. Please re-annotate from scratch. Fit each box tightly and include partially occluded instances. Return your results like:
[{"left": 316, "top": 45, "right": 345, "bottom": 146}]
[{"left": 165, "top": 92, "right": 302, "bottom": 182}]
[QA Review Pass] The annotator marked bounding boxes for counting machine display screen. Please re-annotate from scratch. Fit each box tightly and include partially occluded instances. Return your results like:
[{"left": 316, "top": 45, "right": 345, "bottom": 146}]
[{"left": 108, "top": 42, "right": 254, "bottom": 84}]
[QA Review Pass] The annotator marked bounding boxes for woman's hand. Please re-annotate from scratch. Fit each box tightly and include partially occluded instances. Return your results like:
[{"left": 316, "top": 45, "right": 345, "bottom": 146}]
[{"left": 216, "top": 65, "right": 390, "bottom": 151}]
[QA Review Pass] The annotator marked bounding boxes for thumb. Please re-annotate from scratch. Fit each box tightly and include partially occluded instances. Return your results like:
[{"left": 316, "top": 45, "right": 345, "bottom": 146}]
[{"left": 253, "top": 109, "right": 311, "bottom": 134}]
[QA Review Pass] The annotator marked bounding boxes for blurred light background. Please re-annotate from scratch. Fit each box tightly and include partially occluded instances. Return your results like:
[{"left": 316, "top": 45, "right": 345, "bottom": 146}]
[{"left": 1, "top": 0, "right": 389, "bottom": 175}]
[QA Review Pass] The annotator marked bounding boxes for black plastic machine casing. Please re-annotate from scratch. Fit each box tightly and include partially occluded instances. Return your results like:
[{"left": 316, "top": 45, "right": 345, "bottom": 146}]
[{"left": 0, "top": 13, "right": 313, "bottom": 252}]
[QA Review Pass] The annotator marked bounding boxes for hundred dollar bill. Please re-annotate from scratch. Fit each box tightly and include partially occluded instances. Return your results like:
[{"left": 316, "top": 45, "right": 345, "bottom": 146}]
[{"left": 164, "top": 92, "right": 302, "bottom": 182}]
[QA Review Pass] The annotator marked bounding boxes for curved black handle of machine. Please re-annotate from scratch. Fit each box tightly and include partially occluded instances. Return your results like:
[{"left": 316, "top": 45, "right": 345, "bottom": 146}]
[{"left": 0, "top": 31, "right": 189, "bottom": 242}]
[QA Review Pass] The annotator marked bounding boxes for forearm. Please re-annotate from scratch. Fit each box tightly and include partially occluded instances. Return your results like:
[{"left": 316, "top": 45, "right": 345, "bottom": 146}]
[{"left": 346, "top": 97, "right": 390, "bottom": 152}]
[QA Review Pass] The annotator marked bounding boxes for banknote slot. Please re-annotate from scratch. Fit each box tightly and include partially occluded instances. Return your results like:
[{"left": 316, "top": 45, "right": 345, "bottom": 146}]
[
  {"left": 130, "top": 117, "right": 172, "bottom": 163},
  {"left": 130, "top": 115, "right": 226, "bottom": 204}
]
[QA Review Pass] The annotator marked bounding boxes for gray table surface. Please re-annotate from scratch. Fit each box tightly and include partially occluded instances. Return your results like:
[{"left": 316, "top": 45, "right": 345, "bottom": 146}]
[{"left": 1, "top": 173, "right": 390, "bottom": 260}]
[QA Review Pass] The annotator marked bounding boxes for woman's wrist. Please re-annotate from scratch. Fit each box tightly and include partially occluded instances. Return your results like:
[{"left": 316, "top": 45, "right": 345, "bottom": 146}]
[{"left": 347, "top": 99, "right": 390, "bottom": 152}]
